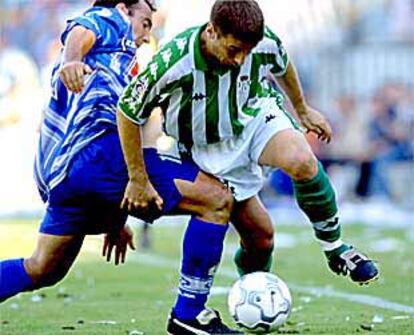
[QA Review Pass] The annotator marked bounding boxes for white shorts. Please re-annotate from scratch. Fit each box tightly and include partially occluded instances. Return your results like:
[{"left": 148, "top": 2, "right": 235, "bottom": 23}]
[{"left": 191, "top": 99, "right": 296, "bottom": 201}]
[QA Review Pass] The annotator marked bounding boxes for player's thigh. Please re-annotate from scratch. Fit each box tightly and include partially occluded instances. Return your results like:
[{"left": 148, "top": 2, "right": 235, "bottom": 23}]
[
  {"left": 258, "top": 129, "right": 315, "bottom": 170},
  {"left": 26, "top": 233, "right": 84, "bottom": 281},
  {"left": 231, "top": 196, "right": 274, "bottom": 249},
  {"left": 43, "top": 131, "right": 128, "bottom": 235},
  {"left": 174, "top": 171, "right": 233, "bottom": 216},
  {"left": 144, "top": 149, "right": 233, "bottom": 222}
]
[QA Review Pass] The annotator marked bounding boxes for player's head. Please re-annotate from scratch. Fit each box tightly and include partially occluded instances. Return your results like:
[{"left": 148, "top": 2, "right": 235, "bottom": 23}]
[
  {"left": 93, "top": 0, "right": 157, "bottom": 47},
  {"left": 205, "top": 0, "right": 264, "bottom": 67}
]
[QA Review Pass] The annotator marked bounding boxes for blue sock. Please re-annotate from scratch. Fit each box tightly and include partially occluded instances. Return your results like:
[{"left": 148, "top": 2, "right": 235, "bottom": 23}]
[
  {"left": 173, "top": 217, "right": 228, "bottom": 321},
  {"left": 0, "top": 258, "right": 34, "bottom": 302}
]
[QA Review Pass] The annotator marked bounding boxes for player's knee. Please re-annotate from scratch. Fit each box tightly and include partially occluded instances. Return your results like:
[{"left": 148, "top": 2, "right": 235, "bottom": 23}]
[
  {"left": 201, "top": 187, "right": 234, "bottom": 224},
  {"left": 25, "top": 256, "right": 69, "bottom": 288},
  {"left": 286, "top": 151, "right": 318, "bottom": 181}
]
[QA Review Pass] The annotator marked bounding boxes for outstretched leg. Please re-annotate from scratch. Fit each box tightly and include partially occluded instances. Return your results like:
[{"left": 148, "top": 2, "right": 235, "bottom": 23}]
[
  {"left": 259, "top": 129, "right": 379, "bottom": 284},
  {"left": 0, "top": 233, "right": 84, "bottom": 302}
]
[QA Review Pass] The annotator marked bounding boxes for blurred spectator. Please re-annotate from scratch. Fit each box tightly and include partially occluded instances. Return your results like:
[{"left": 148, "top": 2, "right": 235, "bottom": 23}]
[
  {"left": 388, "top": 0, "right": 414, "bottom": 42},
  {"left": 368, "top": 85, "right": 413, "bottom": 199},
  {"left": 1, "top": 0, "right": 82, "bottom": 67},
  {"left": 319, "top": 94, "right": 372, "bottom": 199},
  {"left": 0, "top": 29, "right": 42, "bottom": 128},
  {"left": 0, "top": 24, "right": 43, "bottom": 214},
  {"left": 324, "top": 94, "right": 370, "bottom": 162},
  {"left": 161, "top": 0, "right": 212, "bottom": 41}
]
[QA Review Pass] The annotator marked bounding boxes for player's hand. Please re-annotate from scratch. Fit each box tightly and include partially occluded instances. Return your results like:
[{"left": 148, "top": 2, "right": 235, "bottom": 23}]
[
  {"left": 102, "top": 224, "right": 136, "bottom": 265},
  {"left": 121, "top": 179, "right": 164, "bottom": 221},
  {"left": 59, "top": 61, "right": 93, "bottom": 93},
  {"left": 296, "top": 105, "right": 333, "bottom": 143}
]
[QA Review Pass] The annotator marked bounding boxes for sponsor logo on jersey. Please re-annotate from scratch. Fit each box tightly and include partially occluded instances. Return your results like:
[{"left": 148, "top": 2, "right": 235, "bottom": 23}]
[{"left": 192, "top": 92, "right": 207, "bottom": 101}]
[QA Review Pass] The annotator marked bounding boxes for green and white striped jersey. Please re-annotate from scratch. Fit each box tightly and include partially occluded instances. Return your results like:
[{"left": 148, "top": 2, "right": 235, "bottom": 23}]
[{"left": 119, "top": 24, "right": 289, "bottom": 146}]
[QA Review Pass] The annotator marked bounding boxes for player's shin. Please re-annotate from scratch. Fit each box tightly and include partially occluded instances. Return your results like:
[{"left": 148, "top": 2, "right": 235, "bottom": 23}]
[
  {"left": 173, "top": 217, "right": 228, "bottom": 321},
  {"left": 0, "top": 258, "right": 34, "bottom": 302},
  {"left": 292, "top": 161, "right": 344, "bottom": 252}
]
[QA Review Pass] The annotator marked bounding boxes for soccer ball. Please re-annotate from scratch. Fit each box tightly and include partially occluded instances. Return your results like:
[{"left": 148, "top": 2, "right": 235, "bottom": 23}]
[{"left": 227, "top": 272, "right": 292, "bottom": 333}]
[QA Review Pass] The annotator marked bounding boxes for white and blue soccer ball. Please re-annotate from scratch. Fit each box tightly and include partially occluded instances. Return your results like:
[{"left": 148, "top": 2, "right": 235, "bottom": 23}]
[{"left": 227, "top": 272, "right": 292, "bottom": 334}]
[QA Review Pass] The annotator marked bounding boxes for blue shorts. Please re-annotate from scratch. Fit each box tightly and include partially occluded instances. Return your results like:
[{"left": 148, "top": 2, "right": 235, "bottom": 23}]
[{"left": 40, "top": 131, "right": 200, "bottom": 235}]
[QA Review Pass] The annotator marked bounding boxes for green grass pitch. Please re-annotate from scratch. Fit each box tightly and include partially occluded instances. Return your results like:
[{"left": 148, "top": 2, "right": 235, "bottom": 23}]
[{"left": 0, "top": 218, "right": 413, "bottom": 334}]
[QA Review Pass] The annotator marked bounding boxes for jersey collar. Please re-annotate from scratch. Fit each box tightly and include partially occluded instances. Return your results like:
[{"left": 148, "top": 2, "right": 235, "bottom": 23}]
[
  {"left": 116, "top": 7, "right": 130, "bottom": 25},
  {"left": 192, "top": 24, "right": 209, "bottom": 72}
]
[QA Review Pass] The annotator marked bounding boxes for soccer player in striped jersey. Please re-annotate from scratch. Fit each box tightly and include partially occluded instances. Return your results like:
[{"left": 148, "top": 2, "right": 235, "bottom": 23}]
[{"left": 118, "top": 1, "right": 379, "bottom": 332}]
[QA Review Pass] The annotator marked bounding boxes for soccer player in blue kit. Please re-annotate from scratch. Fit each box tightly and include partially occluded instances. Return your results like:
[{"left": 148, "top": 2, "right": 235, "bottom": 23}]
[
  {"left": 0, "top": 3, "right": 241, "bottom": 333},
  {"left": 0, "top": 0, "right": 157, "bottom": 300}
]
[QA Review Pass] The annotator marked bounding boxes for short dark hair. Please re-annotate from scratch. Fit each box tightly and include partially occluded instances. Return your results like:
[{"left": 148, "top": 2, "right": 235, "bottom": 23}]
[
  {"left": 211, "top": 0, "right": 264, "bottom": 46},
  {"left": 93, "top": 0, "right": 157, "bottom": 11}
]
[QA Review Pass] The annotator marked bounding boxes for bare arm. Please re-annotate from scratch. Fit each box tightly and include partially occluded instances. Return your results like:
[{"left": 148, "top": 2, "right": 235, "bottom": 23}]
[
  {"left": 276, "top": 62, "right": 307, "bottom": 112},
  {"left": 117, "top": 110, "right": 148, "bottom": 184},
  {"left": 276, "top": 62, "right": 332, "bottom": 143},
  {"left": 59, "top": 26, "right": 95, "bottom": 93},
  {"left": 117, "top": 110, "right": 163, "bottom": 219}
]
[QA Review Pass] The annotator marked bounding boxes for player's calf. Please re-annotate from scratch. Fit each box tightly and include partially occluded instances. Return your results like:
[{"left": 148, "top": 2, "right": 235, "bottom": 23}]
[
  {"left": 231, "top": 196, "right": 274, "bottom": 276},
  {"left": 24, "top": 234, "right": 83, "bottom": 288},
  {"left": 239, "top": 223, "right": 274, "bottom": 272},
  {"left": 24, "top": 256, "right": 70, "bottom": 288}
]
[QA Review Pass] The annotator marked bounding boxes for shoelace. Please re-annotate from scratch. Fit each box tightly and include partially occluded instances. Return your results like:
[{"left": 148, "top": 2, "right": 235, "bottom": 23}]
[
  {"left": 338, "top": 250, "right": 365, "bottom": 275},
  {"left": 337, "top": 261, "right": 350, "bottom": 276}
]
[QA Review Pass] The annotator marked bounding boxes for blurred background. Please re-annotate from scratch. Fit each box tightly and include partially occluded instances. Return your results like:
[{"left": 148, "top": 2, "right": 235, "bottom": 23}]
[{"left": 0, "top": 0, "right": 413, "bottom": 226}]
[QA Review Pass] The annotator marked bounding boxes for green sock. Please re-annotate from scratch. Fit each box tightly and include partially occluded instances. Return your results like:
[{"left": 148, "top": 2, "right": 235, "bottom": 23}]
[
  {"left": 293, "top": 161, "right": 338, "bottom": 223},
  {"left": 234, "top": 246, "right": 273, "bottom": 276},
  {"left": 293, "top": 161, "right": 344, "bottom": 248}
]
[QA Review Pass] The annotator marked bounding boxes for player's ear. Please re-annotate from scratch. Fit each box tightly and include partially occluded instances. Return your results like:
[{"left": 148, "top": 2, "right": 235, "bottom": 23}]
[
  {"left": 115, "top": 2, "right": 130, "bottom": 16},
  {"left": 206, "top": 23, "right": 219, "bottom": 41}
]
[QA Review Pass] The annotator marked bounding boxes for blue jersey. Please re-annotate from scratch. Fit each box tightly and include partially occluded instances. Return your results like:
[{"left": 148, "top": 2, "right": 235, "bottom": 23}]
[{"left": 34, "top": 7, "right": 138, "bottom": 202}]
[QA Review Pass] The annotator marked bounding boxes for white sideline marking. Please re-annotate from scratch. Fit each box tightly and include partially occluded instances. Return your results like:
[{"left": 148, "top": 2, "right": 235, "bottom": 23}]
[
  {"left": 132, "top": 253, "right": 414, "bottom": 315},
  {"left": 286, "top": 284, "right": 414, "bottom": 314}
]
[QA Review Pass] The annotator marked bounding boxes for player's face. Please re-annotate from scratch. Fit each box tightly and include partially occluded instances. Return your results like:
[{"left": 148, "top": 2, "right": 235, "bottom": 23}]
[
  {"left": 206, "top": 25, "right": 256, "bottom": 68},
  {"left": 128, "top": 3, "right": 153, "bottom": 47}
]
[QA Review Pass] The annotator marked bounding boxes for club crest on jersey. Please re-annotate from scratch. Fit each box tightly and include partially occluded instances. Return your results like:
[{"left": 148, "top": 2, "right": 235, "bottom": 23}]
[
  {"left": 238, "top": 75, "right": 251, "bottom": 91},
  {"left": 238, "top": 75, "right": 251, "bottom": 103}
]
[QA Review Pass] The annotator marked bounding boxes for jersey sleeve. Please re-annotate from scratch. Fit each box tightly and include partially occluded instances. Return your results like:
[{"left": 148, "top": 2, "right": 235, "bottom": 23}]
[
  {"left": 61, "top": 8, "right": 116, "bottom": 49},
  {"left": 118, "top": 53, "right": 166, "bottom": 125},
  {"left": 118, "top": 32, "right": 191, "bottom": 125},
  {"left": 256, "top": 26, "right": 289, "bottom": 76}
]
